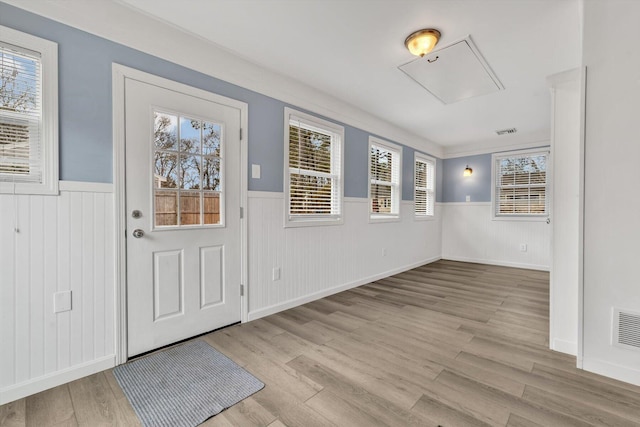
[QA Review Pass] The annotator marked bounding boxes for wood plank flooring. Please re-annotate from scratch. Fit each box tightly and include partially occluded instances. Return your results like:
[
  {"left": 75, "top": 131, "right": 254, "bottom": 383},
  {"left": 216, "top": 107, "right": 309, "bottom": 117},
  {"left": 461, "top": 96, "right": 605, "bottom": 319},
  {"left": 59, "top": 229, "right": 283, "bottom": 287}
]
[{"left": 3, "top": 260, "right": 640, "bottom": 426}]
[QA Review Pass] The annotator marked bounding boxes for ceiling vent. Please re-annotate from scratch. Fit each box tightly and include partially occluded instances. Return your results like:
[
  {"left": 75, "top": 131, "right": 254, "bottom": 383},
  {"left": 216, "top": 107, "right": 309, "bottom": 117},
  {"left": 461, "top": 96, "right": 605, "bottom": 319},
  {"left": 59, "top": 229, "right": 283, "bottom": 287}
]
[
  {"left": 613, "top": 308, "right": 640, "bottom": 350},
  {"left": 496, "top": 128, "right": 517, "bottom": 136},
  {"left": 398, "top": 35, "right": 504, "bottom": 104}
]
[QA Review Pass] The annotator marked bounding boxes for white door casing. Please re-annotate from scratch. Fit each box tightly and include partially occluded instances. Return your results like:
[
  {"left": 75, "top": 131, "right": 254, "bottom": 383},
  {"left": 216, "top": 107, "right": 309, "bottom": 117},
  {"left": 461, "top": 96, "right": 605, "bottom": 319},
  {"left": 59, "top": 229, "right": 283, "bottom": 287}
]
[{"left": 113, "top": 65, "right": 248, "bottom": 359}]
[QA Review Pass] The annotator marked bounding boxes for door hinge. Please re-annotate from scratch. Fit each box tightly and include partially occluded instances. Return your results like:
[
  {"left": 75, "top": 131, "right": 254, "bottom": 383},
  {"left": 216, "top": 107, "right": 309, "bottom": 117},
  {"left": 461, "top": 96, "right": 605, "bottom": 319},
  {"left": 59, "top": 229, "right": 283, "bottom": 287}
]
[
  {"left": 240, "top": 284, "right": 244, "bottom": 296},
  {"left": 240, "top": 128, "right": 243, "bottom": 140},
  {"left": 240, "top": 207, "right": 244, "bottom": 219}
]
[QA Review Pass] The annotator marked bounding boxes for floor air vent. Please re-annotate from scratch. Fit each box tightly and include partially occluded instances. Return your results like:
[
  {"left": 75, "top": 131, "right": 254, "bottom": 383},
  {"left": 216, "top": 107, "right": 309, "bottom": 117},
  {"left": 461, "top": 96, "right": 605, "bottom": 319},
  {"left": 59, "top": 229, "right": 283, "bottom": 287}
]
[{"left": 613, "top": 308, "right": 640, "bottom": 350}]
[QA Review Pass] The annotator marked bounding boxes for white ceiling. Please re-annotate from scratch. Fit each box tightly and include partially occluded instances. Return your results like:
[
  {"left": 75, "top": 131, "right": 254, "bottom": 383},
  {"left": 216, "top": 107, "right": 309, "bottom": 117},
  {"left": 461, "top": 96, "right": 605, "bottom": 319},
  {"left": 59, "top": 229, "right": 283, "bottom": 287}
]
[
  {"left": 69, "top": 0, "right": 584, "bottom": 150},
  {"left": 4, "top": 0, "right": 584, "bottom": 151}
]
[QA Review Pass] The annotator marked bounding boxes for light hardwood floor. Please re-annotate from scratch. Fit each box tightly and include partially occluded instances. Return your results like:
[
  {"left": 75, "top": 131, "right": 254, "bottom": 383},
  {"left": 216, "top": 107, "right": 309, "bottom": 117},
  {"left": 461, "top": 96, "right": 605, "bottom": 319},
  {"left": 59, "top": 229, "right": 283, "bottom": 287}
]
[{"left": 2, "top": 260, "right": 640, "bottom": 426}]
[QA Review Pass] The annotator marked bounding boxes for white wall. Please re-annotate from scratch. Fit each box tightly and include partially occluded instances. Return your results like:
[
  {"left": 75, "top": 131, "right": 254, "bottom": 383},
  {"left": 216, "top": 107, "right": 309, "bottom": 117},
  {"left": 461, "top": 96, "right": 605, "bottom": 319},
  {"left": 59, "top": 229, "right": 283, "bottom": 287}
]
[
  {"left": 549, "top": 70, "right": 581, "bottom": 356},
  {"left": 0, "top": 182, "right": 116, "bottom": 404},
  {"left": 0, "top": 187, "right": 441, "bottom": 403},
  {"left": 441, "top": 203, "right": 550, "bottom": 271},
  {"left": 247, "top": 193, "right": 442, "bottom": 319},
  {"left": 582, "top": 0, "right": 640, "bottom": 385}
]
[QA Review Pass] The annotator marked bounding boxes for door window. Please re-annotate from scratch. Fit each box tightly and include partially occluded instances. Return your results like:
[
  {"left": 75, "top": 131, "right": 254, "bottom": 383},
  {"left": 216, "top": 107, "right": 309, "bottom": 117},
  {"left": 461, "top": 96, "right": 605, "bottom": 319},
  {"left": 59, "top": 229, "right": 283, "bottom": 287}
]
[{"left": 153, "top": 111, "right": 223, "bottom": 227}]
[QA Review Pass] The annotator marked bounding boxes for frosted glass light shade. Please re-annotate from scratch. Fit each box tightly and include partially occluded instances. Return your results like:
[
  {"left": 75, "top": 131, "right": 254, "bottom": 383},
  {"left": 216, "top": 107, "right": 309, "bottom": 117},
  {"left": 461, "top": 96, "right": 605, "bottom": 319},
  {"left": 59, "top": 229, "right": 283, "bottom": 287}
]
[{"left": 405, "top": 29, "right": 441, "bottom": 57}]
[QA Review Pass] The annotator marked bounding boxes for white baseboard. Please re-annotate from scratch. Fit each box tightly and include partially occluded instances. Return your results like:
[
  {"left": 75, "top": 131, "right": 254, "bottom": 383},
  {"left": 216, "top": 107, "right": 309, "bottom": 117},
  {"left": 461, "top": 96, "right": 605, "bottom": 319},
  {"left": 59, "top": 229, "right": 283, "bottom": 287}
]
[
  {"left": 247, "top": 256, "right": 441, "bottom": 321},
  {"left": 582, "top": 358, "right": 640, "bottom": 387},
  {"left": 441, "top": 255, "right": 549, "bottom": 272},
  {"left": 0, "top": 355, "right": 116, "bottom": 405},
  {"left": 552, "top": 338, "right": 578, "bottom": 356}
]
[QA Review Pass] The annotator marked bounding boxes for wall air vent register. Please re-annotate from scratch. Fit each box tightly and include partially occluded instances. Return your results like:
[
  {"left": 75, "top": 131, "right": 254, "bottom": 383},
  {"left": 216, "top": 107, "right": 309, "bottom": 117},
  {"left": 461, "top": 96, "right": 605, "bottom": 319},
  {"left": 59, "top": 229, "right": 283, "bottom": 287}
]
[
  {"left": 496, "top": 128, "right": 517, "bottom": 136},
  {"left": 613, "top": 308, "right": 640, "bottom": 351}
]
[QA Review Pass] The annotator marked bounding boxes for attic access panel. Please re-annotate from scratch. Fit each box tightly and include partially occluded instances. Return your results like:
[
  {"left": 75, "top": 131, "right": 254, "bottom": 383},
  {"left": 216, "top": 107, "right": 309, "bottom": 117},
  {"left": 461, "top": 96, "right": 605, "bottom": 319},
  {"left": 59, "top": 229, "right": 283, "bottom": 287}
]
[{"left": 399, "top": 37, "right": 504, "bottom": 104}]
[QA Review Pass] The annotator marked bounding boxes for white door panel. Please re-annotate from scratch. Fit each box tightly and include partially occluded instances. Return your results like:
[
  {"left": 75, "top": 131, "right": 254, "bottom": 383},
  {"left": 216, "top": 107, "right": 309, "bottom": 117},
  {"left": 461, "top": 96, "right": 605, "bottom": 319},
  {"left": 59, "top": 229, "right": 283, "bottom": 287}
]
[{"left": 125, "top": 78, "right": 241, "bottom": 357}]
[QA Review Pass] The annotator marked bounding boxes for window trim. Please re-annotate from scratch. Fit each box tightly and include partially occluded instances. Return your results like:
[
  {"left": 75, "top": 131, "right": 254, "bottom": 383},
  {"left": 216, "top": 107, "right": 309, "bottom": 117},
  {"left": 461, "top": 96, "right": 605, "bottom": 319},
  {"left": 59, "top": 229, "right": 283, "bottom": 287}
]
[
  {"left": 414, "top": 152, "right": 436, "bottom": 220},
  {"left": 368, "top": 136, "right": 402, "bottom": 223},
  {"left": 283, "top": 107, "right": 344, "bottom": 228},
  {"left": 0, "top": 25, "right": 58, "bottom": 195},
  {"left": 491, "top": 147, "right": 551, "bottom": 221}
]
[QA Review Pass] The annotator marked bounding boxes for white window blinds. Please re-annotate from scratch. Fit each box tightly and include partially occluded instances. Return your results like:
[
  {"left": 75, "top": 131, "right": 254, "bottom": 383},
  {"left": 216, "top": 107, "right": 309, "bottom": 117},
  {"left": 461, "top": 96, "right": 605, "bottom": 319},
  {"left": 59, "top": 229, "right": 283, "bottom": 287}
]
[
  {"left": 415, "top": 155, "right": 435, "bottom": 216},
  {"left": 370, "top": 139, "right": 400, "bottom": 218},
  {"left": 494, "top": 151, "right": 548, "bottom": 216},
  {"left": 285, "top": 109, "right": 343, "bottom": 225},
  {"left": 0, "top": 42, "right": 42, "bottom": 183}
]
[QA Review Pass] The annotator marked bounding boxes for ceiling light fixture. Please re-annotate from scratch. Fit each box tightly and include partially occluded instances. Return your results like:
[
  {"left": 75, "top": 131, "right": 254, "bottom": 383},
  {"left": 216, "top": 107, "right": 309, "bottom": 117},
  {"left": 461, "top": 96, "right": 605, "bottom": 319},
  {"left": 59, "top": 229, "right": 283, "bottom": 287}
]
[
  {"left": 404, "top": 29, "right": 441, "bottom": 57},
  {"left": 463, "top": 165, "right": 473, "bottom": 177}
]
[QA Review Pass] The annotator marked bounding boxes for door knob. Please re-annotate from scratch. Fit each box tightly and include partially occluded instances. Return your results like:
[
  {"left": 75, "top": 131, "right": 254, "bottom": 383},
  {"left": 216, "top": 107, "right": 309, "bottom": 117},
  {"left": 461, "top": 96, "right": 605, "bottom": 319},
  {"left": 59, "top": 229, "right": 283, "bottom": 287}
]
[{"left": 132, "top": 229, "right": 145, "bottom": 238}]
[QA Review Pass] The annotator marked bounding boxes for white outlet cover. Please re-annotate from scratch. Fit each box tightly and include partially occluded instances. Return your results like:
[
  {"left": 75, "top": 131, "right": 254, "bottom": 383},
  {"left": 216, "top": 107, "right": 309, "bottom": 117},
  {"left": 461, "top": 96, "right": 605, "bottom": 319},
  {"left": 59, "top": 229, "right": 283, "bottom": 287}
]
[
  {"left": 251, "top": 164, "right": 261, "bottom": 179},
  {"left": 54, "top": 290, "right": 72, "bottom": 313},
  {"left": 466, "top": 195, "right": 471, "bottom": 202}
]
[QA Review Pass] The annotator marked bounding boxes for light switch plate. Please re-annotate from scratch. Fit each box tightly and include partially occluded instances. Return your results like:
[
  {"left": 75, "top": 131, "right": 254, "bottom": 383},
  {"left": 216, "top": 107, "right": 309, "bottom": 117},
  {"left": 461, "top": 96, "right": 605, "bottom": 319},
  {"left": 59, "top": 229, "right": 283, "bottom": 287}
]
[
  {"left": 54, "top": 290, "right": 72, "bottom": 313},
  {"left": 251, "top": 164, "right": 261, "bottom": 179}
]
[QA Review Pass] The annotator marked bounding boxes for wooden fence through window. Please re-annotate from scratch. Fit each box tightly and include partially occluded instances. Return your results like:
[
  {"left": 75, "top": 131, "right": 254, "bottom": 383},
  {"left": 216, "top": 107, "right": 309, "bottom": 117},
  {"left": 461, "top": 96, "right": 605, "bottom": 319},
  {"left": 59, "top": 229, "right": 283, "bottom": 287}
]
[{"left": 155, "top": 192, "right": 220, "bottom": 226}]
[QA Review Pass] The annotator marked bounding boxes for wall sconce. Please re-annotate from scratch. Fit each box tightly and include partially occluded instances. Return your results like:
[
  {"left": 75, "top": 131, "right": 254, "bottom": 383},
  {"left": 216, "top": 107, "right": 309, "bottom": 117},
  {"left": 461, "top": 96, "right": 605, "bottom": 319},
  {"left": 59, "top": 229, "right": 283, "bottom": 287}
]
[
  {"left": 463, "top": 165, "right": 473, "bottom": 177},
  {"left": 404, "top": 29, "right": 441, "bottom": 57}
]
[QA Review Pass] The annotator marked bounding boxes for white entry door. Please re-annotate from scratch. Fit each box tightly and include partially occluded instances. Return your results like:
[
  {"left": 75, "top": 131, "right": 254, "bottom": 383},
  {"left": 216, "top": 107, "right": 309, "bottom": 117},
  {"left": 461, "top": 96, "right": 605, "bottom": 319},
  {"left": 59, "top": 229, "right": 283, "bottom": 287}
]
[{"left": 125, "top": 77, "right": 242, "bottom": 357}]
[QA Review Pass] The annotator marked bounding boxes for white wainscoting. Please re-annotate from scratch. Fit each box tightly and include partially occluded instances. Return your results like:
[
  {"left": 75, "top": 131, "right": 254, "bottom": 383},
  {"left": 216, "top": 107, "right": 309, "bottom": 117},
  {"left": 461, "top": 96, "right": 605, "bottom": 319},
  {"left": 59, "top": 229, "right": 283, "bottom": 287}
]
[
  {"left": 441, "top": 203, "right": 550, "bottom": 271},
  {"left": 247, "top": 192, "right": 442, "bottom": 320},
  {"left": 0, "top": 182, "right": 116, "bottom": 404}
]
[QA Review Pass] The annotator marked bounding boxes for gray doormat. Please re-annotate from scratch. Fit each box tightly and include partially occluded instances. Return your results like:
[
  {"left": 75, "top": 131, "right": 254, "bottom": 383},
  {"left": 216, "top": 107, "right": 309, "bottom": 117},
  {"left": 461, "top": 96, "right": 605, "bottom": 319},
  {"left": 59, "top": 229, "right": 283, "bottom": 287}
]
[{"left": 113, "top": 340, "right": 264, "bottom": 427}]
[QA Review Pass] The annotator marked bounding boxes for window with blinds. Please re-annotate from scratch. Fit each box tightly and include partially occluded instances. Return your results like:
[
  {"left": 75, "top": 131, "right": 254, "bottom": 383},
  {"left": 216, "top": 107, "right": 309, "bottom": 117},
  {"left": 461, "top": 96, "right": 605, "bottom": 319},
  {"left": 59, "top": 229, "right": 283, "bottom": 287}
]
[
  {"left": 415, "top": 153, "right": 435, "bottom": 217},
  {"left": 369, "top": 137, "right": 401, "bottom": 220},
  {"left": 0, "top": 26, "right": 58, "bottom": 194},
  {"left": 284, "top": 108, "right": 343, "bottom": 226},
  {"left": 493, "top": 150, "right": 549, "bottom": 217}
]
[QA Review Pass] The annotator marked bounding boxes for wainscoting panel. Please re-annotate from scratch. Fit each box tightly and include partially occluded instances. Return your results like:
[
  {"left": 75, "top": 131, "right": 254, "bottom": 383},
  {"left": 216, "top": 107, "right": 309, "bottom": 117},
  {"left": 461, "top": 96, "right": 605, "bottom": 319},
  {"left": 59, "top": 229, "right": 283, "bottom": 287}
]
[
  {"left": 441, "top": 203, "right": 550, "bottom": 270},
  {"left": 0, "top": 182, "right": 116, "bottom": 404},
  {"left": 247, "top": 192, "right": 442, "bottom": 319}
]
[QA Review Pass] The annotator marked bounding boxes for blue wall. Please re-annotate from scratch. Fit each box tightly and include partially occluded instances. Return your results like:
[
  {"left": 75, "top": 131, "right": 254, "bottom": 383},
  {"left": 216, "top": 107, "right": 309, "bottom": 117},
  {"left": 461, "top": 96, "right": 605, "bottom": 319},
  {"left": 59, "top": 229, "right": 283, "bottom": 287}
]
[
  {"left": 436, "top": 158, "right": 444, "bottom": 201},
  {"left": 0, "top": 2, "right": 441, "bottom": 201},
  {"left": 440, "top": 146, "right": 551, "bottom": 203},
  {"left": 442, "top": 154, "right": 492, "bottom": 202}
]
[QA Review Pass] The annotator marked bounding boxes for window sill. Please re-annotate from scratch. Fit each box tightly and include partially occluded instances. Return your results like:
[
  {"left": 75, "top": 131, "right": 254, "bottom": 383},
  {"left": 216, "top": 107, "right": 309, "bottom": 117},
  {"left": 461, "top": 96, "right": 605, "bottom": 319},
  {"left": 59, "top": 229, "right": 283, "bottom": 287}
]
[
  {"left": 492, "top": 215, "right": 549, "bottom": 222},
  {"left": 0, "top": 181, "right": 59, "bottom": 196},
  {"left": 369, "top": 214, "right": 400, "bottom": 224},
  {"left": 414, "top": 215, "right": 436, "bottom": 221},
  {"left": 284, "top": 217, "right": 344, "bottom": 228}
]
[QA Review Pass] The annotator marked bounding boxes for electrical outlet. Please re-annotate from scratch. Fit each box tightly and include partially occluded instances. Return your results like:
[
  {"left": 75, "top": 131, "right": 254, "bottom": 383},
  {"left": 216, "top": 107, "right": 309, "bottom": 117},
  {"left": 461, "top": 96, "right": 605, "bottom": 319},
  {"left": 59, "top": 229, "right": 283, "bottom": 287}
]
[
  {"left": 520, "top": 243, "right": 527, "bottom": 252},
  {"left": 272, "top": 267, "right": 281, "bottom": 281},
  {"left": 382, "top": 248, "right": 387, "bottom": 257},
  {"left": 466, "top": 195, "right": 471, "bottom": 202}
]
